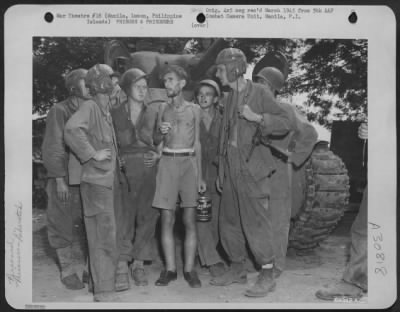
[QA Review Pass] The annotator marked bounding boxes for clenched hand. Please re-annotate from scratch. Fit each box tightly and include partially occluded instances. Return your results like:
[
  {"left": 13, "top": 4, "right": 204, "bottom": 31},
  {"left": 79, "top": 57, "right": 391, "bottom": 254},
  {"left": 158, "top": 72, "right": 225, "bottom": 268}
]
[{"left": 93, "top": 148, "right": 112, "bottom": 161}]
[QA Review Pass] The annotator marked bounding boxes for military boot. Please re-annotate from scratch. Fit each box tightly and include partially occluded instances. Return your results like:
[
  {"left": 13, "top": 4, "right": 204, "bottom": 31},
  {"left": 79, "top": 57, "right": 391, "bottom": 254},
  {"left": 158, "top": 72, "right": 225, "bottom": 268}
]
[
  {"left": 94, "top": 291, "right": 121, "bottom": 302},
  {"left": 130, "top": 261, "right": 149, "bottom": 286},
  {"left": 209, "top": 262, "right": 226, "bottom": 278},
  {"left": 244, "top": 268, "right": 276, "bottom": 297},
  {"left": 71, "top": 240, "right": 87, "bottom": 282},
  {"left": 82, "top": 264, "right": 90, "bottom": 284},
  {"left": 56, "top": 246, "right": 85, "bottom": 290},
  {"left": 210, "top": 261, "right": 247, "bottom": 286},
  {"left": 315, "top": 280, "right": 364, "bottom": 301},
  {"left": 115, "top": 261, "right": 130, "bottom": 292},
  {"left": 272, "top": 267, "right": 283, "bottom": 279}
]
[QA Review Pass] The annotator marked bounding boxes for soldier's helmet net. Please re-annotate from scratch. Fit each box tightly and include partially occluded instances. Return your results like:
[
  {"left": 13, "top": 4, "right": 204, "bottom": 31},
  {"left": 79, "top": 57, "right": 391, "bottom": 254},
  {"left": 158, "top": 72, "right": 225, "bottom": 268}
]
[
  {"left": 215, "top": 48, "right": 247, "bottom": 82},
  {"left": 119, "top": 68, "right": 148, "bottom": 94},
  {"left": 85, "top": 64, "right": 115, "bottom": 95},
  {"left": 255, "top": 67, "right": 285, "bottom": 92},
  {"left": 65, "top": 68, "right": 88, "bottom": 97}
]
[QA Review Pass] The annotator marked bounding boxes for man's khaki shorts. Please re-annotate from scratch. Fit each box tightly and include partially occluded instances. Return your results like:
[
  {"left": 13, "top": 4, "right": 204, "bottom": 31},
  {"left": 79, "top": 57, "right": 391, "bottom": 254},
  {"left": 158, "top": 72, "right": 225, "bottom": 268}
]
[{"left": 152, "top": 155, "right": 198, "bottom": 210}]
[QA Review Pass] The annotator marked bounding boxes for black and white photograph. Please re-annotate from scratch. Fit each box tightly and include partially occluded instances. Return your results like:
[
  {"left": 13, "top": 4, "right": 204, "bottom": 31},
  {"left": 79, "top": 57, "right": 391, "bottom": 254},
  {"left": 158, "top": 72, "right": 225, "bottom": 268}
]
[{"left": 4, "top": 4, "right": 397, "bottom": 309}]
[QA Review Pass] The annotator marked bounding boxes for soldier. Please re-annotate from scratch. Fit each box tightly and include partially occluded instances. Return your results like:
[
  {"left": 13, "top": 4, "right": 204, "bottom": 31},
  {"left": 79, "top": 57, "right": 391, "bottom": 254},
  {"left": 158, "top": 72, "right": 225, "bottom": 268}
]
[
  {"left": 41, "top": 68, "right": 90, "bottom": 290},
  {"left": 254, "top": 66, "right": 318, "bottom": 278},
  {"left": 64, "top": 64, "right": 121, "bottom": 302},
  {"left": 210, "top": 48, "right": 293, "bottom": 298},
  {"left": 110, "top": 68, "right": 161, "bottom": 290},
  {"left": 109, "top": 72, "right": 124, "bottom": 108},
  {"left": 152, "top": 65, "right": 206, "bottom": 288},
  {"left": 315, "top": 122, "right": 368, "bottom": 300},
  {"left": 195, "top": 79, "right": 226, "bottom": 277}
]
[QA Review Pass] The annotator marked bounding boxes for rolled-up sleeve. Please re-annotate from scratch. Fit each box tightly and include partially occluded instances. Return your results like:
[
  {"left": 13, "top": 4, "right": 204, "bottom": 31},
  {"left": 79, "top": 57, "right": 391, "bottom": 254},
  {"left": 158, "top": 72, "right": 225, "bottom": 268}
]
[
  {"left": 41, "top": 105, "right": 68, "bottom": 178},
  {"left": 64, "top": 101, "right": 97, "bottom": 163}
]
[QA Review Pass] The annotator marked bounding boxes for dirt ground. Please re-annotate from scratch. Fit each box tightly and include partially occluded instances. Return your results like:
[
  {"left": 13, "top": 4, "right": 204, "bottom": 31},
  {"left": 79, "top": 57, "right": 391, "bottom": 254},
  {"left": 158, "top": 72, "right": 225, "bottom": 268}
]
[{"left": 32, "top": 205, "right": 367, "bottom": 304}]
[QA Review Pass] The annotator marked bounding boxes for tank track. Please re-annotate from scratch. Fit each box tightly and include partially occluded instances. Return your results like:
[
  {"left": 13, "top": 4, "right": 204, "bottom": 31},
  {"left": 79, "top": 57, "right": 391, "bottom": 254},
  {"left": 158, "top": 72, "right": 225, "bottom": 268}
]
[{"left": 288, "top": 145, "right": 350, "bottom": 250}]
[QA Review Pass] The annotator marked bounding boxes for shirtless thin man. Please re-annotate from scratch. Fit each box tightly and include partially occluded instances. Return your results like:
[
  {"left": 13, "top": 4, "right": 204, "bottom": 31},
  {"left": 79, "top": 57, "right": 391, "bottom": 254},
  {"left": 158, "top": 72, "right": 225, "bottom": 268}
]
[{"left": 152, "top": 65, "right": 206, "bottom": 288}]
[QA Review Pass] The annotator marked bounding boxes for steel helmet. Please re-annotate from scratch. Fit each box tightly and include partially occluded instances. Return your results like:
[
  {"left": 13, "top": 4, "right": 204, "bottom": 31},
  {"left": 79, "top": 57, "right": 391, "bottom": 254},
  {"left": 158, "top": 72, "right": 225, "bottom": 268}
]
[
  {"left": 255, "top": 67, "right": 285, "bottom": 92},
  {"left": 198, "top": 79, "right": 221, "bottom": 98},
  {"left": 215, "top": 48, "right": 247, "bottom": 82},
  {"left": 85, "top": 64, "right": 115, "bottom": 95},
  {"left": 65, "top": 68, "right": 88, "bottom": 97},
  {"left": 252, "top": 51, "right": 289, "bottom": 81},
  {"left": 119, "top": 68, "right": 148, "bottom": 93}
]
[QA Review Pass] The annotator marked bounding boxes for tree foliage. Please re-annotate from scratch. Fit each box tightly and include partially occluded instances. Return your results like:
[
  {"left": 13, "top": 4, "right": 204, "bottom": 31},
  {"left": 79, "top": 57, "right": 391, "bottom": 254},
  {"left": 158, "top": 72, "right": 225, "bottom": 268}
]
[
  {"left": 33, "top": 37, "right": 367, "bottom": 128},
  {"left": 33, "top": 37, "right": 105, "bottom": 114},
  {"left": 284, "top": 39, "right": 367, "bottom": 127}
]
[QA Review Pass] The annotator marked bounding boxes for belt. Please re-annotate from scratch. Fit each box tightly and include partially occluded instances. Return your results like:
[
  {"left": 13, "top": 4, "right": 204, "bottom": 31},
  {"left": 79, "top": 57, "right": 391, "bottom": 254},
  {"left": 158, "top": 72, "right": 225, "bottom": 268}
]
[{"left": 162, "top": 151, "right": 195, "bottom": 157}]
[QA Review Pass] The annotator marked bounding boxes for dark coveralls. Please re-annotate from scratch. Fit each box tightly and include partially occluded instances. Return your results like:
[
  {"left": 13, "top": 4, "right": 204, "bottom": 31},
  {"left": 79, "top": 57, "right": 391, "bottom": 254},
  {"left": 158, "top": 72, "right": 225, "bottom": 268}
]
[
  {"left": 342, "top": 186, "right": 367, "bottom": 291},
  {"left": 111, "top": 101, "right": 161, "bottom": 263},
  {"left": 217, "top": 81, "right": 292, "bottom": 266},
  {"left": 269, "top": 103, "right": 318, "bottom": 271},
  {"left": 41, "top": 97, "right": 86, "bottom": 278},
  {"left": 65, "top": 99, "right": 120, "bottom": 294},
  {"left": 197, "top": 109, "right": 224, "bottom": 267}
]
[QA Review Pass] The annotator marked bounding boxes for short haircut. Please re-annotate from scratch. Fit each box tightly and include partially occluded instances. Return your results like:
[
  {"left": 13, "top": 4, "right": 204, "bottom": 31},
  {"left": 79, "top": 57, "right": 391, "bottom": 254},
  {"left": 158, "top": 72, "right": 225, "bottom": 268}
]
[{"left": 162, "top": 64, "right": 189, "bottom": 82}]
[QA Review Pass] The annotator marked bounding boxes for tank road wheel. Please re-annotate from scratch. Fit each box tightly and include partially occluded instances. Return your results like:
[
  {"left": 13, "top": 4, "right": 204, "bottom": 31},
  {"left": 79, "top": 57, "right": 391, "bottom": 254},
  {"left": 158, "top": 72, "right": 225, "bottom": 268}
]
[{"left": 288, "top": 142, "right": 350, "bottom": 250}]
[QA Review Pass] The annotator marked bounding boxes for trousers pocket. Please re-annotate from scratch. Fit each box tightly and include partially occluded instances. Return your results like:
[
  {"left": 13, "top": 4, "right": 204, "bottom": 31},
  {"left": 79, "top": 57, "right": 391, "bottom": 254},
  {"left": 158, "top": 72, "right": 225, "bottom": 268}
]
[
  {"left": 90, "top": 158, "right": 113, "bottom": 172},
  {"left": 240, "top": 173, "right": 270, "bottom": 199},
  {"left": 81, "top": 183, "right": 113, "bottom": 217}
]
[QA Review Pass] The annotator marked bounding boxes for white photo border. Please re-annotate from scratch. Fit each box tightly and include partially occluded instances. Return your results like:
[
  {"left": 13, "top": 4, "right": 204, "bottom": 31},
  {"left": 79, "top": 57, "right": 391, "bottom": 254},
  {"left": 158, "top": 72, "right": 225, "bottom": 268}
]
[{"left": 4, "top": 4, "right": 397, "bottom": 309}]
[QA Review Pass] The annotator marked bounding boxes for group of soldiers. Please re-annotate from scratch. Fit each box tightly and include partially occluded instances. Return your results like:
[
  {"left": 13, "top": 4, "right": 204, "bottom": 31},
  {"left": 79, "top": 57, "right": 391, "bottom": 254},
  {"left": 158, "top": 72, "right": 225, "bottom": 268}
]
[{"left": 41, "top": 46, "right": 368, "bottom": 302}]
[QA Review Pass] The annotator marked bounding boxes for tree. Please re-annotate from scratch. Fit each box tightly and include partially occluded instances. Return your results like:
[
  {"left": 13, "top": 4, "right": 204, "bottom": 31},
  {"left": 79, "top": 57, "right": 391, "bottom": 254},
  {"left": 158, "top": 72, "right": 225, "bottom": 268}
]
[
  {"left": 283, "top": 39, "right": 368, "bottom": 128},
  {"left": 33, "top": 37, "right": 107, "bottom": 114}
]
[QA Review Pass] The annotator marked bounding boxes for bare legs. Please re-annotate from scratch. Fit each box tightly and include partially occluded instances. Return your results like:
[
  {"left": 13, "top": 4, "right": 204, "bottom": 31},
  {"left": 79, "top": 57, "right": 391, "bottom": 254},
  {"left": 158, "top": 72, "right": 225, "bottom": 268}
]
[{"left": 159, "top": 208, "right": 197, "bottom": 272}]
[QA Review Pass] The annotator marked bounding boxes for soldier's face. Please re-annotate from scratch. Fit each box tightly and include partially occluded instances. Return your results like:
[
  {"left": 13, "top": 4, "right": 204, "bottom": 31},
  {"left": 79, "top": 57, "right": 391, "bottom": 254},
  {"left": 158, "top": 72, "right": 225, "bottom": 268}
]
[
  {"left": 111, "top": 76, "right": 119, "bottom": 87},
  {"left": 256, "top": 77, "right": 273, "bottom": 93},
  {"left": 197, "top": 85, "right": 217, "bottom": 109},
  {"left": 128, "top": 78, "right": 148, "bottom": 102},
  {"left": 255, "top": 77, "right": 266, "bottom": 85},
  {"left": 164, "top": 72, "right": 185, "bottom": 98},
  {"left": 216, "top": 65, "right": 229, "bottom": 86}
]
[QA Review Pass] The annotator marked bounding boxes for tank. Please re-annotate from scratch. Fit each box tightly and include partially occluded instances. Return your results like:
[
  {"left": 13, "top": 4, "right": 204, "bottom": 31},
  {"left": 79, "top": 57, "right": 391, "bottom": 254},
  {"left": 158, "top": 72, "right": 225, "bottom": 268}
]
[
  {"left": 288, "top": 141, "right": 350, "bottom": 250},
  {"left": 33, "top": 40, "right": 352, "bottom": 252}
]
